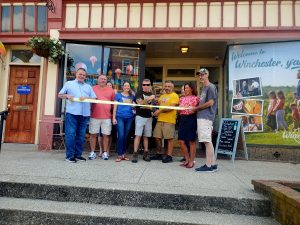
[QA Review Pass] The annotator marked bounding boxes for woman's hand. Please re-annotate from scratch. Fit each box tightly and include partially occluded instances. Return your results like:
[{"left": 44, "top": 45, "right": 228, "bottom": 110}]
[{"left": 113, "top": 118, "right": 117, "bottom": 125}]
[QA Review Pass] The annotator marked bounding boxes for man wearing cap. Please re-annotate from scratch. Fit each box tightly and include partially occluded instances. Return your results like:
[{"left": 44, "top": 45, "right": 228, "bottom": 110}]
[
  {"left": 193, "top": 68, "right": 218, "bottom": 172},
  {"left": 58, "top": 67, "right": 97, "bottom": 163}
]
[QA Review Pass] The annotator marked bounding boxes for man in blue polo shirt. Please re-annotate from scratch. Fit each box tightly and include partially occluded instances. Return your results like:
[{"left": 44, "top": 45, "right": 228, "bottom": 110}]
[{"left": 58, "top": 67, "right": 97, "bottom": 163}]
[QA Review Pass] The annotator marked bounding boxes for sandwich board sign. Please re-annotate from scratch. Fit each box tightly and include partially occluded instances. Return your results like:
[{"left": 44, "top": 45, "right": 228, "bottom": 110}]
[{"left": 215, "top": 118, "right": 248, "bottom": 163}]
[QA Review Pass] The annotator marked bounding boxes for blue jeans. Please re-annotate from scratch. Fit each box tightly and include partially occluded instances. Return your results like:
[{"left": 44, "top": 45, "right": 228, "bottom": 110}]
[
  {"left": 116, "top": 116, "right": 134, "bottom": 156},
  {"left": 275, "top": 109, "right": 288, "bottom": 130},
  {"left": 65, "top": 113, "right": 89, "bottom": 159}
]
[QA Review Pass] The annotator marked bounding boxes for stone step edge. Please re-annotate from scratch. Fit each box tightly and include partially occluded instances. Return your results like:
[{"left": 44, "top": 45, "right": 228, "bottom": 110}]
[
  {"left": 0, "top": 181, "right": 271, "bottom": 217},
  {"left": 0, "top": 197, "right": 279, "bottom": 225}
]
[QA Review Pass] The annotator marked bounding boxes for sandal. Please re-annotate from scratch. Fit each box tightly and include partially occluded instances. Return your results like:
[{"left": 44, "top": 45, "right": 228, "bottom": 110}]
[
  {"left": 122, "top": 156, "right": 130, "bottom": 161},
  {"left": 186, "top": 162, "right": 194, "bottom": 169},
  {"left": 115, "top": 157, "right": 122, "bottom": 162},
  {"left": 179, "top": 162, "right": 189, "bottom": 167}
]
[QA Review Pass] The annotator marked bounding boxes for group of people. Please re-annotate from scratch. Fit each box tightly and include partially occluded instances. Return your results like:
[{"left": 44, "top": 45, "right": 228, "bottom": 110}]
[
  {"left": 58, "top": 67, "right": 218, "bottom": 173},
  {"left": 266, "top": 89, "right": 300, "bottom": 132}
]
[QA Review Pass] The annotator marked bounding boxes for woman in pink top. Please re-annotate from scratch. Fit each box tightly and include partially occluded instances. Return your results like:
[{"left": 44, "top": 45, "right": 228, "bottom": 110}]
[
  {"left": 178, "top": 83, "right": 199, "bottom": 168},
  {"left": 273, "top": 90, "right": 288, "bottom": 131}
]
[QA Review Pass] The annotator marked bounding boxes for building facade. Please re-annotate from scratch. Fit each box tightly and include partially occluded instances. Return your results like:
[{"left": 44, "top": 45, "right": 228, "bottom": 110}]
[{"left": 0, "top": 0, "right": 300, "bottom": 153}]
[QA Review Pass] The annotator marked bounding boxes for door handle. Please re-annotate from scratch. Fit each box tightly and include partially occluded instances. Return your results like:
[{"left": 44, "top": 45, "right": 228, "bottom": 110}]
[{"left": 7, "top": 104, "right": 11, "bottom": 113}]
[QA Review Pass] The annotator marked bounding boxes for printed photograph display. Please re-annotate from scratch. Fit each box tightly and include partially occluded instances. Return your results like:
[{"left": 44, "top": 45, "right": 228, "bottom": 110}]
[
  {"left": 232, "top": 77, "right": 262, "bottom": 98},
  {"left": 228, "top": 41, "right": 300, "bottom": 146},
  {"left": 231, "top": 99, "right": 263, "bottom": 116},
  {"left": 232, "top": 115, "right": 263, "bottom": 133}
]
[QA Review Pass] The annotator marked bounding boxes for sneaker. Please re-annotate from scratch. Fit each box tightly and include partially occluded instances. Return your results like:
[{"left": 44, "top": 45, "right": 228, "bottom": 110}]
[
  {"left": 65, "top": 157, "right": 76, "bottom": 163},
  {"left": 150, "top": 154, "right": 163, "bottom": 160},
  {"left": 195, "top": 164, "right": 214, "bottom": 173},
  {"left": 143, "top": 152, "right": 151, "bottom": 162},
  {"left": 162, "top": 155, "right": 173, "bottom": 163},
  {"left": 211, "top": 164, "right": 218, "bottom": 172},
  {"left": 76, "top": 156, "right": 86, "bottom": 162},
  {"left": 102, "top": 152, "right": 108, "bottom": 160},
  {"left": 132, "top": 152, "right": 138, "bottom": 163},
  {"left": 88, "top": 152, "right": 97, "bottom": 160}
]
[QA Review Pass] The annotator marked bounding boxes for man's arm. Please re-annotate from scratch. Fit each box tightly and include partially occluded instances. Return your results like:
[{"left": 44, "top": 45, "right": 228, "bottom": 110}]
[{"left": 194, "top": 99, "right": 215, "bottom": 111}]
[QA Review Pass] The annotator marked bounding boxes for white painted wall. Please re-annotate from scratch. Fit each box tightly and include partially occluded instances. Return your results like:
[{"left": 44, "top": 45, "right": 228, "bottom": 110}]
[
  {"left": 65, "top": 1, "right": 298, "bottom": 29},
  {"left": 44, "top": 30, "right": 59, "bottom": 116}
]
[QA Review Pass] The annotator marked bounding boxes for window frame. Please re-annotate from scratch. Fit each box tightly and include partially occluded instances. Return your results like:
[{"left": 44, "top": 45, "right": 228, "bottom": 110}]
[{"left": 0, "top": 3, "right": 47, "bottom": 33}]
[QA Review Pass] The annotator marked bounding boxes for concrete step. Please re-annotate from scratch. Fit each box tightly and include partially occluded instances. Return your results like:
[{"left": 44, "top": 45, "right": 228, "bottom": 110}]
[
  {"left": 0, "top": 197, "right": 279, "bottom": 225},
  {"left": 0, "top": 181, "right": 270, "bottom": 217}
]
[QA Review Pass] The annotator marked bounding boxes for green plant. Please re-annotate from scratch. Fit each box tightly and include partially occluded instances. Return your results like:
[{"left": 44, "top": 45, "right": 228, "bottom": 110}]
[{"left": 26, "top": 36, "right": 65, "bottom": 64}]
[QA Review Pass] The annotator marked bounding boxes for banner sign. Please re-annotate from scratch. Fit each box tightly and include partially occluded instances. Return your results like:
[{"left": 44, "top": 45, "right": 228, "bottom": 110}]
[{"left": 228, "top": 41, "right": 300, "bottom": 146}]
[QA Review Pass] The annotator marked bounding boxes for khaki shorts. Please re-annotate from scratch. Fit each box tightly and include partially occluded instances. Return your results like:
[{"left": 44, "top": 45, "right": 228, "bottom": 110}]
[
  {"left": 153, "top": 121, "right": 175, "bottom": 139},
  {"left": 197, "top": 119, "right": 213, "bottom": 143},
  {"left": 135, "top": 115, "right": 153, "bottom": 137},
  {"left": 89, "top": 118, "right": 112, "bottom": 135}
]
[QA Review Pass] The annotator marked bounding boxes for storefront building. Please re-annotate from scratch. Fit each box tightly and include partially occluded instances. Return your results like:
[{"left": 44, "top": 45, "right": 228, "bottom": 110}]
[{"left": 0, "top": 1, "right": 300, "bottom": 159}]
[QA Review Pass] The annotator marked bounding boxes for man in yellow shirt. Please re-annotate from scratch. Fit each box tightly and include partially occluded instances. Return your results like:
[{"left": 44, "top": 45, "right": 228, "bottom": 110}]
[{"left": 151, "top": 80, "right": 179, "bottom": 163}]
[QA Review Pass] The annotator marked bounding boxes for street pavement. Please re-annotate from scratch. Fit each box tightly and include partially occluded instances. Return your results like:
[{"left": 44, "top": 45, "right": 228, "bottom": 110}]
[{"left": 0, "top": 143, "right": 299, "bottom": 199}]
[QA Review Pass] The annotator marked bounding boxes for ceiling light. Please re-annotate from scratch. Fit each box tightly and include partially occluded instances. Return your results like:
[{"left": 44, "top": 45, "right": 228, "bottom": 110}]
[{"left": 180, "top": 46, "right": 188, "bottom": 54}]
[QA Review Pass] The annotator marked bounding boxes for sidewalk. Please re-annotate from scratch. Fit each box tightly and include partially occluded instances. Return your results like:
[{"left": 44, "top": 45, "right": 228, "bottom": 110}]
[{"left": 0, "top": 143, "right": 299, "bottom": 198}]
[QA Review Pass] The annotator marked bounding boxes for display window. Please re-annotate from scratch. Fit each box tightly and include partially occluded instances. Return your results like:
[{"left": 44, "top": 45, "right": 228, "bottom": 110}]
[
  {"left": 65, "top": 43, "right": 140, "bottom": 92},
  {"left": 228, "top": 41, "right": 300, "bottom": 146}
]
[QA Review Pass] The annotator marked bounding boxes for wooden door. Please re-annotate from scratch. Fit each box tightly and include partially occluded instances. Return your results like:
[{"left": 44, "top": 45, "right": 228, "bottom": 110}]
[{"left": 4, "top": 66, "right": 40, "bottom": 143}]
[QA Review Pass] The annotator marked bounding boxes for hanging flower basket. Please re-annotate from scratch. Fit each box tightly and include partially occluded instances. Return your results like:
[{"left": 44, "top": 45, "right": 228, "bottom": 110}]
[
  {"left": 26, "top": 36, "right": 65, "bottom": 64},
  {"left": 32, "top": 48, "right": 50, "bottom": 58}
]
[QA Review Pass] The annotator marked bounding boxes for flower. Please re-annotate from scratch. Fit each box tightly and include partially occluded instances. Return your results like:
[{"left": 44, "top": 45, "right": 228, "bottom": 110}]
[{"left": 26, "top": 36, "right": 65, "bottom": 64}]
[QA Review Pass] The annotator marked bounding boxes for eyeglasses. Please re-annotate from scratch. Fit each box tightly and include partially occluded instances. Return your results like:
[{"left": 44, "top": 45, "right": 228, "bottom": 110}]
[{"left": 142, "top": 84, "right": 151, "bottom": 86}]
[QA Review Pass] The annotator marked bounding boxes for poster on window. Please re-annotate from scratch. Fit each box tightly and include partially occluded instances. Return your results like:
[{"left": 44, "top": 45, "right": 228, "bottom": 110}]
[{"left": 228, "top": 41, "right": 300, "bottom": 146}]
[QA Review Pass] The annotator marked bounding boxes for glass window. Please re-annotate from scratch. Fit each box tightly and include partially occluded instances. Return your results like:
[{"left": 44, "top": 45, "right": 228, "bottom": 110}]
[
  {"left": 167, "top": 68, "right": 195, "bottom": 78},
  {"left": 145, "top": 67, "right": 163, "bottom": 96},
  {"left": 37, "top": 6, "right": 47, "bottom": 32},
  {"left": 103, "top": 47, "right": 140, "bottom": 91},
  {"left": 11, "top": 50, "right": 41, "bottom": 63},
  {"left": 65, "top": 43, "right": 103, "bottom": 86},
  {"left": 65, "top": 44, "right": 140, "bottom": 92},
  {"left": 1, "top": 6, "right": 11, "bottom": 32},
  {"left": 25, "top": 6, "right": 34, "bottom": 32},
  {"left": 13, "top": 5, "right": 23, "bottom": 32}
]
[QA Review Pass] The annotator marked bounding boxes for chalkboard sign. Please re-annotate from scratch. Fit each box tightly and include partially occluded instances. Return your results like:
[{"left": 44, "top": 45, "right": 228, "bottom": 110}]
[{"left": 215, "top": 118, "right": 248, "bottom": 163}]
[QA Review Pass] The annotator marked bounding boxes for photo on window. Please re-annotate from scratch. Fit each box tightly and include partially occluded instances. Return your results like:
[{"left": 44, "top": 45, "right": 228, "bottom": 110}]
[
  {"left": 231, "top": 98, "right": 264, "bottom": 116},
  {"left": 232, "top": 77, "right": 262, "bottom": 98}
]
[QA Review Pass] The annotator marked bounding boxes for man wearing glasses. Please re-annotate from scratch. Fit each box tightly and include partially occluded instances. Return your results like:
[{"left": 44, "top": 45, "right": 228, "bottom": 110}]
[
  {"left": 132, "top": 79, "right": 156, "bottom": 163},
  {"left": 193, "top": 68, "right": 218, "bottom": 172},
  {"left": 58, "top": 67, "right": 97, "bottom": 163}
]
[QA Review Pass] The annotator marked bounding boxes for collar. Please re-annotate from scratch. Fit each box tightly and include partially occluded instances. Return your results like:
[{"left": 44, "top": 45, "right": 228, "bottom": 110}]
[{"left": 75, "top": 79, "right": 85, "bottom": 85}]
